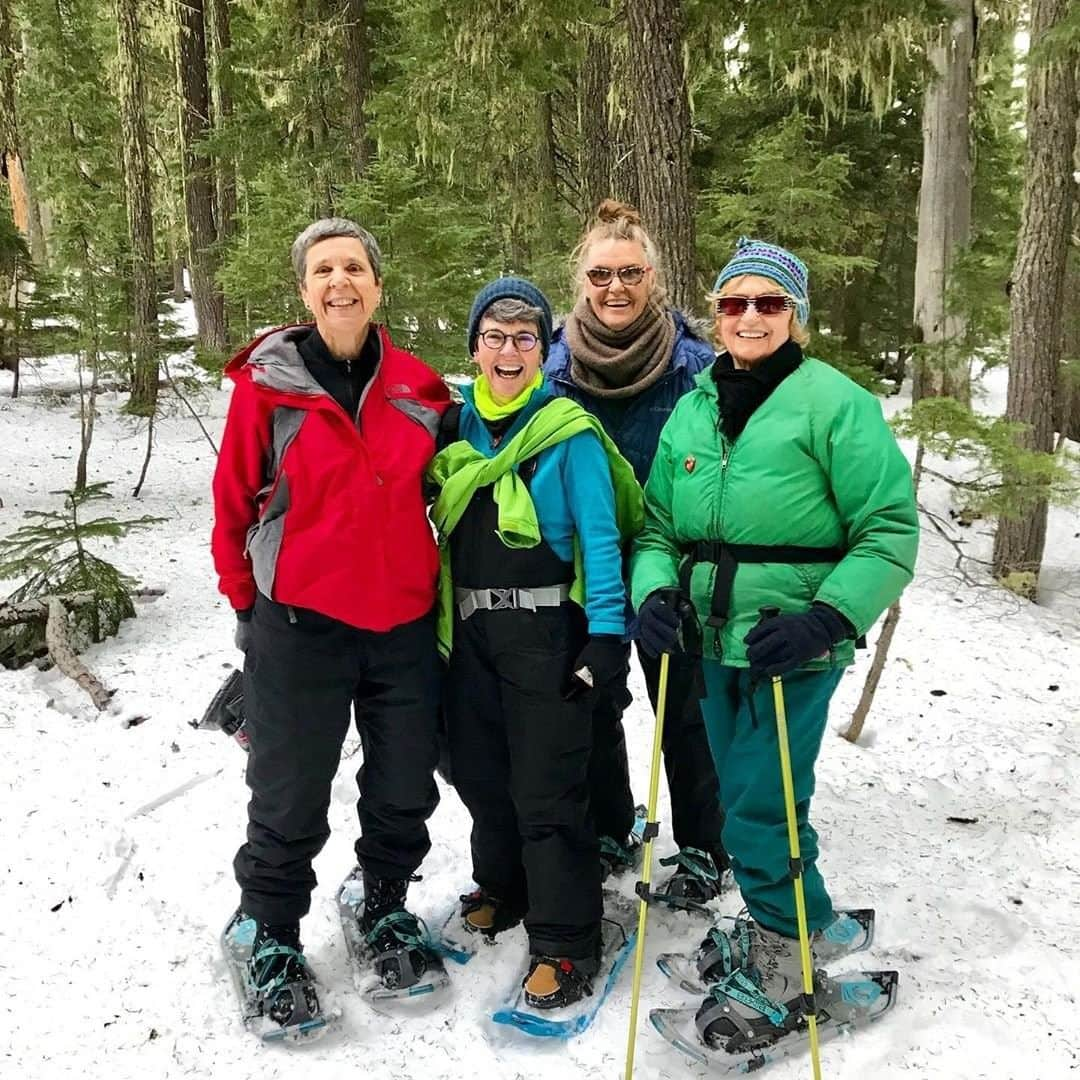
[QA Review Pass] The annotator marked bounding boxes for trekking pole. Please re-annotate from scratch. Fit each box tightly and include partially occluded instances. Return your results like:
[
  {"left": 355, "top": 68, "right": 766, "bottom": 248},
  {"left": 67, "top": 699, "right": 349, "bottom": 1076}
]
[
  {"left": 623, "top": 638, "right": 672, "bottom": 1080},
  {"left": 759, "top": 606, "right": 823, "bottom": 1080}
]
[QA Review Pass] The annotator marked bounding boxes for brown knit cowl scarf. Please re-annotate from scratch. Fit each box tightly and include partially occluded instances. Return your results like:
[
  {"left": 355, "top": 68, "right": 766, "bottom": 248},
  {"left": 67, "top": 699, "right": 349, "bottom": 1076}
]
[{"left": 564, "top": 296, "right": 676, "bottom": 399}]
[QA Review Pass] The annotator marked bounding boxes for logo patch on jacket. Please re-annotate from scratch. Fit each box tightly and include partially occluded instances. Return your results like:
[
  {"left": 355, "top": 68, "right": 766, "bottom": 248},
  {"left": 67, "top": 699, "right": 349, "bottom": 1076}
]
[
  {"left": 684, "top": 455, "right": 696, "bottom": 473},
  {"left": 387, "top": 383, "right": 413, "bottom": 395}
]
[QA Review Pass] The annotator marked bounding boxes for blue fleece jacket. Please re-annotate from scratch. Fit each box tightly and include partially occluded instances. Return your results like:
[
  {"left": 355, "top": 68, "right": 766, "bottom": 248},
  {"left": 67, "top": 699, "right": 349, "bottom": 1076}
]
[
  {"left": 544, "top": 310, "right": 715, "bottom": 486},
  {"left": 457, "top": 379, "right": 626, "bottom": 637}
]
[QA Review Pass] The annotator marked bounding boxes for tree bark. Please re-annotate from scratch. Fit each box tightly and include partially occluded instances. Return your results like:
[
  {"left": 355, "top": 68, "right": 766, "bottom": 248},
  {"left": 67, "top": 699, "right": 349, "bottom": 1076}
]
[
  {"left": 912, "top": 0, "right": 974, "bottom": 404},
  {"left": 624, "top": 0, "right": 695, "bottom": 311},
  {"left": 341, "top": 0, "right": 373, "bottom": 179},
  {"left": 176, "top": 0, "right": 227, "bottom": 351},
  {"left": 1054, "top": 181, "right": 1080, "bottom": 444},
  {"left": 991, "top": 0, "right": 1078, "bottom": 593},
  {"left": 115, "top": 0, "right": 159, "bottom": 416},
  {"left": 208, "top": 0, "right": 236, "bottom": 246},
  {"left": 579, "top": 29, "right": 614, "bottom": 218}
]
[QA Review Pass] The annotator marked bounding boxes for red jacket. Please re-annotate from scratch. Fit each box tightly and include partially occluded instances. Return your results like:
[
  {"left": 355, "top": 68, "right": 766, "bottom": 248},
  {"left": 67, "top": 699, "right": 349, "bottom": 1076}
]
[{"left": 211, "top": 323, "right": 449, "bottom": 632}]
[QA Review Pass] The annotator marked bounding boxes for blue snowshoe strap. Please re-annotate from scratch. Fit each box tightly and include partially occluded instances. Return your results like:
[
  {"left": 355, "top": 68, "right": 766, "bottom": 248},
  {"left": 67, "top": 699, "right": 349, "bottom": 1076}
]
[
  {"left": 364, "top": 909, "right": 430, "bottom": 950},
  {"left": 697, "top": 914, "right": 754, "bottom": 981},
  {"left": 711, "top": 968, "right": 789, "bottom": 1028},
  {"left": 599, "top": 835, "right": 637, "bottom": 870},
  {"left": 659, "top": 846, "right": 719, "bottom": 882},
  {"left": 249, "top": 941, "right": 311, "bottom": 995}
]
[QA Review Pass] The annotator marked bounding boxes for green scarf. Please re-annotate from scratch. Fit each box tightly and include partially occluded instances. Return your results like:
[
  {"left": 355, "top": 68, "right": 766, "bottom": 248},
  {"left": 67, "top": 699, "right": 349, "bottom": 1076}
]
[
  {"left": 472, "top": 371, "right": 544, "bottom": 419},
  {"left": 427, "top": 396, "right": 643, "bottom": 657}
]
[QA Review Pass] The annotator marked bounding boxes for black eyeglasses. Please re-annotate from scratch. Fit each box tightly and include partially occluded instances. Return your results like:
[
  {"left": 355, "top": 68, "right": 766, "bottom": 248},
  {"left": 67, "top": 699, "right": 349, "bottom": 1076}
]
[
  {"left": 714, "top": 295, "right": 794, "bottom": 318},
  {"left": 478, "top": 328, "right": 540, "bottom": 352},
  {"left": 585, "top": 265, "right": 648, "bottom": 287}
]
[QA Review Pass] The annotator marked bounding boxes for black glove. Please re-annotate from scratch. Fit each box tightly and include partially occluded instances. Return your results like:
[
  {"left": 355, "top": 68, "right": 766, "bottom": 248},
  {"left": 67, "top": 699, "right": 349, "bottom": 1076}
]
[
  {"left": 743, "top": 604, "right": 851, "bottom": 679},
  {"left": 637, "top": 589, "right": 692, "bottom": 658},
  {"left": 563, "top": 635, "right": 628, "bottom": 702},
  {"left": 234, "top": 607, "right": 253, "bottom": 653}
]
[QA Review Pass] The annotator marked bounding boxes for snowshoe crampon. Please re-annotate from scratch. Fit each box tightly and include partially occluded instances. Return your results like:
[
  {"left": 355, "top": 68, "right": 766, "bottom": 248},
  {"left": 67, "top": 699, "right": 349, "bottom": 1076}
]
[
  {"left": 657, "top": 908, "right": 875, "bottom": 996},
  {"left": 649, "top": 969, "right": 898, "bottom": 1072},
  {"left": 337, "top": 873, "right": 451, "bottom": 1008},
  {"left": 220, "top": 911, "right": 333, "bottom": 1043}
]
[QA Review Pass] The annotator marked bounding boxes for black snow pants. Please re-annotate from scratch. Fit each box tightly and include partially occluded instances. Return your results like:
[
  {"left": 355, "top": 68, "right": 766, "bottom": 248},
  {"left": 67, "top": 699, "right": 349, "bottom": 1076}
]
[
  {"left": 234, "top": 595, "right": 442, "bottom": 925},
  {"left": 589, "top": 641, "right": 727, "bottom": 864},
  {"left": 445, "top": 604, "right": 602, "bottom": 961}
]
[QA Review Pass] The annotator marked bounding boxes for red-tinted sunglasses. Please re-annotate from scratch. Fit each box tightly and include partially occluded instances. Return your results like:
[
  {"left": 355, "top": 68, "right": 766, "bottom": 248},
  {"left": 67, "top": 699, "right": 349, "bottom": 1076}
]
[{"left": 714, "top": 295, "right": 793, "bottom": 317}]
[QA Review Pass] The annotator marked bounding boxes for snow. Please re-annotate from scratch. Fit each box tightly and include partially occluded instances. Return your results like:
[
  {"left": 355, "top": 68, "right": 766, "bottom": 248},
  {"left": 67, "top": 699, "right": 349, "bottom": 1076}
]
[{"left": 2, "top": 323, "right": 1079, "bottom": 1080}]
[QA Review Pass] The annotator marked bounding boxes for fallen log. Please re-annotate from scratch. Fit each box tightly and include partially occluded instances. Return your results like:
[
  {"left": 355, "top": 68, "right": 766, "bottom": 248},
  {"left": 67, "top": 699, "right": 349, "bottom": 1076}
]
[
  {"left": 0, "top": 591, "right": 97, "bottom": 628},
  {"left": 45, "top": 596, "right": 114, "bottom": 711}
]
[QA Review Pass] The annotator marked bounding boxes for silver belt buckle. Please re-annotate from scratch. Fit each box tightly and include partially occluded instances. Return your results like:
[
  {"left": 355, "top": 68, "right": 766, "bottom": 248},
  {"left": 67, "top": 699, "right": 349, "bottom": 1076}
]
[{"left": 488, "top": 587, "right": 516, "bottom": 611}]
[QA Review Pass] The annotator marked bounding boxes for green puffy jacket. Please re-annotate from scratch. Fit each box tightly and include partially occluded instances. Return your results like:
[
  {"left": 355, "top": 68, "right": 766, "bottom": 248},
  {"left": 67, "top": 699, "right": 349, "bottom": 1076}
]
[{"left": 630, "top": 357, "right": 918, "bottom": 668}]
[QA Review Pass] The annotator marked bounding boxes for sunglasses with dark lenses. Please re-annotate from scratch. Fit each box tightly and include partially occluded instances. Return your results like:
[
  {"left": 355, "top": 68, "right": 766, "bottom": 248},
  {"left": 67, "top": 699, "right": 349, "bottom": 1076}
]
[
  {"left": 714, "top": 295, "right": 794, "bottom": 318},
  {"left": 585, "top": 265, "right": 647, "bottom": 287},
  {"left": 478, "top": 328, "right": 539, "bottom": 352}
]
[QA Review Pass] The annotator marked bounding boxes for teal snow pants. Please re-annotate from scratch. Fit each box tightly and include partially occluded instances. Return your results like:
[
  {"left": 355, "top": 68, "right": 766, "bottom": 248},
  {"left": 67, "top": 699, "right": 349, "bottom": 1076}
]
[{"left": 699, "top": 662, "right": 843, "bottom": 938}]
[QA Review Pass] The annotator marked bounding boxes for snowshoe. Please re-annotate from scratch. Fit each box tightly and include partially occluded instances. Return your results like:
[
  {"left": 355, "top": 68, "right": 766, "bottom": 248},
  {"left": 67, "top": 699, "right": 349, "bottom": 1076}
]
[
  {"left": 220, "top": 910, "right": 332, "bottom": 1042},
  {"left": 651, "top": 847, "right": 728, "bottom": 913},
  {"left": 337, "top": 870, "right": 450, "bottom": 1005},
  {"left": 599, "top": 832, "right": 643, "bottom": 881},
  {"left": 491, "top": 892, "right": 638, "bottom": 1039},
  {"left": 657, "top": 908, "right": 875, "bottom": 995},
  {"left": 650, "top": 969, "right": 898, "bottom": 1071}
]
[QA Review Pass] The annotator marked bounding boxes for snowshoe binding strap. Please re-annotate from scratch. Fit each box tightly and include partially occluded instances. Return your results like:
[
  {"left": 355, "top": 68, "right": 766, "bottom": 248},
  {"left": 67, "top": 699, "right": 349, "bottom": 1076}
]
[
  {"left": 653, "top": 847, "right": 723, "bottom": 909},
  {"left": 696, "top": 915, "right": 753, "bottom": 982},
  {"left": 364, "top": 910, "right": 434, "bottom": 990},
  {"left": 248, "top": 942, "right": 319, "bottom": 1027},
  {"left": 598, "top": 834, "right": 638, "bottom": 879},
  {"left": 522, "top": 956, "right": 595, "bottom": 1010},
  {"left": 459, "top": 888, "right": 523, "bottom": 938}
]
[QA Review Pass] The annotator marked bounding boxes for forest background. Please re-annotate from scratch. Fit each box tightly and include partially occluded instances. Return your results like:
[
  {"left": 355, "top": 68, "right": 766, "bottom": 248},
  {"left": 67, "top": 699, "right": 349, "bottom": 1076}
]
[{"left": 0, "top": 0, "right": 1078, "bottom": 624}]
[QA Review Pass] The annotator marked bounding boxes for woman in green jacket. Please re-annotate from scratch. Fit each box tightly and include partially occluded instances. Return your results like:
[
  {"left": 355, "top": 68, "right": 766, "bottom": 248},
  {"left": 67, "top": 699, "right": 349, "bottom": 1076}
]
[{"left": 630, "top": 237, "right": 918, "bottom": 1050}]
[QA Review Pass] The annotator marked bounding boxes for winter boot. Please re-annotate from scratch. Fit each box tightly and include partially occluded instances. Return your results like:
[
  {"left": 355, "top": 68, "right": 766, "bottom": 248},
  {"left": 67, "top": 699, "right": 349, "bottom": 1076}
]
[
  {"left": 694, "top": 924, "right": 828, "bottom": 1051},
  {"left": 654, "top": 847, "right": 728, "bottom": 909},
  {"left": 459, "top": 887, "right": 525, "bottom": 940},
  {"left": 598, "top": 831, "right": 642, "bottom": 881},
  {"left": 522, "top": 952, "right": 600, "bottom": 1010},
  {"left": 359, "top": 874, "right": 439, "bottom": 992},
  {"left": 238, "top": 913, "right": 321, "bottom": 1029}
]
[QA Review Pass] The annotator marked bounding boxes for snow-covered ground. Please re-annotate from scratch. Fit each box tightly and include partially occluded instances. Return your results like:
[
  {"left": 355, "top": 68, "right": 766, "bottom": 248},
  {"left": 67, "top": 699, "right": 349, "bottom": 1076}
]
[{"left": 2, "top": 326, "right": 1078, "bottom": 1080}]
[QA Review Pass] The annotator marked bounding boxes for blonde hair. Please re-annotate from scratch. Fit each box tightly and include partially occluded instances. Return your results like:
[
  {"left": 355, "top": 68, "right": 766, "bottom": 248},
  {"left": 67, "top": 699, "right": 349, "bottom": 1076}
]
[
  {"left": 707, "top": 274, "right": 810, "bottom": 348},
  {"left": 571, "top": 200, "right": 665, "bottom": 303}
]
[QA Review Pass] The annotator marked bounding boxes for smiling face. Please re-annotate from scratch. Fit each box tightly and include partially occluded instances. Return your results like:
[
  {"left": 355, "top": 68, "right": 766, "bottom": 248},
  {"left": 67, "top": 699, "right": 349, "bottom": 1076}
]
[
  {"left": 299, "top": 235, "right": 383, "bottom": 356},
  {"left": 716, "top": 274, "right": 793, "bottom": 368},
  {"left": 473, "top": 316, "right": 544, "bottom": 404},
  {"left": 582, "top": 237, "right": 655, "bottom": 332}
]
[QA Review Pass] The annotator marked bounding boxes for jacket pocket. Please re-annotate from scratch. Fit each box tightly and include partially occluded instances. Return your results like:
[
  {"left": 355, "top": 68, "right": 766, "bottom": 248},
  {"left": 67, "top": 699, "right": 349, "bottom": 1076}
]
[{"left": 248, "top": 473, "right": 290, "bottom": 599}]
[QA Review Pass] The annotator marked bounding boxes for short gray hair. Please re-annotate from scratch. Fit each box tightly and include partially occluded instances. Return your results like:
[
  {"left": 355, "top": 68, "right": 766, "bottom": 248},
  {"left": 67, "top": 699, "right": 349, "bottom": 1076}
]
[
  {"left": 481, "top": 297, "right": 544, "bottom": 329},
  {"left": 291, "top": 218, "right": 382, "bottom": 283}
]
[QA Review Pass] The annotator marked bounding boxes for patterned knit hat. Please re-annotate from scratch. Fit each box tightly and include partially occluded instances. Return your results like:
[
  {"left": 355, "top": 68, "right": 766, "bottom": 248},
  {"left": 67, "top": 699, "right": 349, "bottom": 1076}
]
[
  {"left": 712, "top": 237, "right": 810, "bottom": 326},
  {"left": 467, "top": 276, "right": 554, "bottom": 361}
]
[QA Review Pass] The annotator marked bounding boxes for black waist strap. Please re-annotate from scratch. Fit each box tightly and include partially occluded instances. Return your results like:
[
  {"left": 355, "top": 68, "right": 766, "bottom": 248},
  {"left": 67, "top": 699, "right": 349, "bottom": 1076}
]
[{"left": 683, "top": 541, "right": 846, "bottom": 631}]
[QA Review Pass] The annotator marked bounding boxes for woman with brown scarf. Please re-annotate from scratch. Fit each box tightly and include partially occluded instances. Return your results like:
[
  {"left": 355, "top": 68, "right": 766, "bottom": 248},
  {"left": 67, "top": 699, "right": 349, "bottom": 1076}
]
[{"left": 543, "top": 200, "right": 729, "bottom": 907}]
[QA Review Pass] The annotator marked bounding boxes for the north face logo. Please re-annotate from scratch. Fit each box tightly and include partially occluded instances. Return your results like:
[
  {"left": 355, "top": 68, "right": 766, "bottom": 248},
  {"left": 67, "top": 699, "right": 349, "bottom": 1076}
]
[{"left": 387, "top": 383, "right": 412, "bottom": 395}]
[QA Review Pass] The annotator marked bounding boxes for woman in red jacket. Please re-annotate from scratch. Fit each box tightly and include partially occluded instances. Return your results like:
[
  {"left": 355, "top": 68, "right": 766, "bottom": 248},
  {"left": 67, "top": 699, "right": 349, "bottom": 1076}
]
[{"left": 212, "top": 218, "right": 449, "bottom": 1033}]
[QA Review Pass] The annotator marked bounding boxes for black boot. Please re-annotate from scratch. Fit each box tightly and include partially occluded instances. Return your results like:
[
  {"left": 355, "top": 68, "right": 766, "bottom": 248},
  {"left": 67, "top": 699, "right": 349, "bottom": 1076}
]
[
  {"left": 522, "top": 952, "right": 599, "bottom": 1010},
  {"left": 359, "top": 874, "right": 438, "bottom": 991}
]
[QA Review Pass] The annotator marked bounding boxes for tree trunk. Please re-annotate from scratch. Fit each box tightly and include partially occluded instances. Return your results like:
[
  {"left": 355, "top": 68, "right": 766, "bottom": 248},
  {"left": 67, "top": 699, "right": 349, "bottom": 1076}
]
[
  {"left": 912, "top": 0, "right": 974, "bottom": 404},
  {"left": 624, "top": 0, "right": 695, "bottom": 311},
  {"left": 115, "top": 0, "right": 159, "bottom": 416},
  {"left": 1054, "top": 185, "right": 1080, "bottom": 444},
  {"left": 208, "top": 0, "right": 236, "bottom": 246},
  {"left": 579, "top": 29, "right": 614, "bottom": 218},
  {"left": 991, "top": 0, "right": 1078, "bottom": 594},
  {"left": 176, "top": 0, "right": 227, "bottom": 352},
  {"left": 341, "top": 0, "right": 373, "bottom": 179}
]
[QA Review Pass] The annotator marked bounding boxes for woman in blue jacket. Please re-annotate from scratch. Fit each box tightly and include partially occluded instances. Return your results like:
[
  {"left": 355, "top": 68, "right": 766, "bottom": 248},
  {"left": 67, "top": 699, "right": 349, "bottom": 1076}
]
[
  {"left": 544, "top": 200, "right": 729, "bottom": 904},
  {"left": 429, "top": 277, "right": 640, "bottom": 1009}
]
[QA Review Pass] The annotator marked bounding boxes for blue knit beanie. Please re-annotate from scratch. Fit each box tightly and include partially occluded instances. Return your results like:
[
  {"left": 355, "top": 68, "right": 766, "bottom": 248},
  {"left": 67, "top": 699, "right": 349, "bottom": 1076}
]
[
  {"left": 467, "top": 276, "right": 554, "bottom": 361},
  {"left": 712, "top": 237, "right": 810, "bottom": 326}
]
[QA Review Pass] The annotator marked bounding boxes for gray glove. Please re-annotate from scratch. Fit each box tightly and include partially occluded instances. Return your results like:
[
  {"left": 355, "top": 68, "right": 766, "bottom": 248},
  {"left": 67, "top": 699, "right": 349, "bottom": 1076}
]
[{"left": 234, "top": 609, "right": 253, "bottom": 653}]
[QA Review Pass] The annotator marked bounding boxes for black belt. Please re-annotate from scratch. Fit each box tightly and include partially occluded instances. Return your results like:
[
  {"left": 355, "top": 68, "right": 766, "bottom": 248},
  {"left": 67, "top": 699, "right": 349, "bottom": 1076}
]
[{"left": 682, "top": 541, "right": 846, "bottom": 630}]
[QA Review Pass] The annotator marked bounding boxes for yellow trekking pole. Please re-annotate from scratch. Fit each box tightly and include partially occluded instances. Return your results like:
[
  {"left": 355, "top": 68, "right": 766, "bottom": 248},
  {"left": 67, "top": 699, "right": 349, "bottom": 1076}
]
[
  {"left": 623, "top": 648, "right": 670, "bottom": 1080},
  {"left": 760, "top": 607, "right": 823, "bottom": 1080}
]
